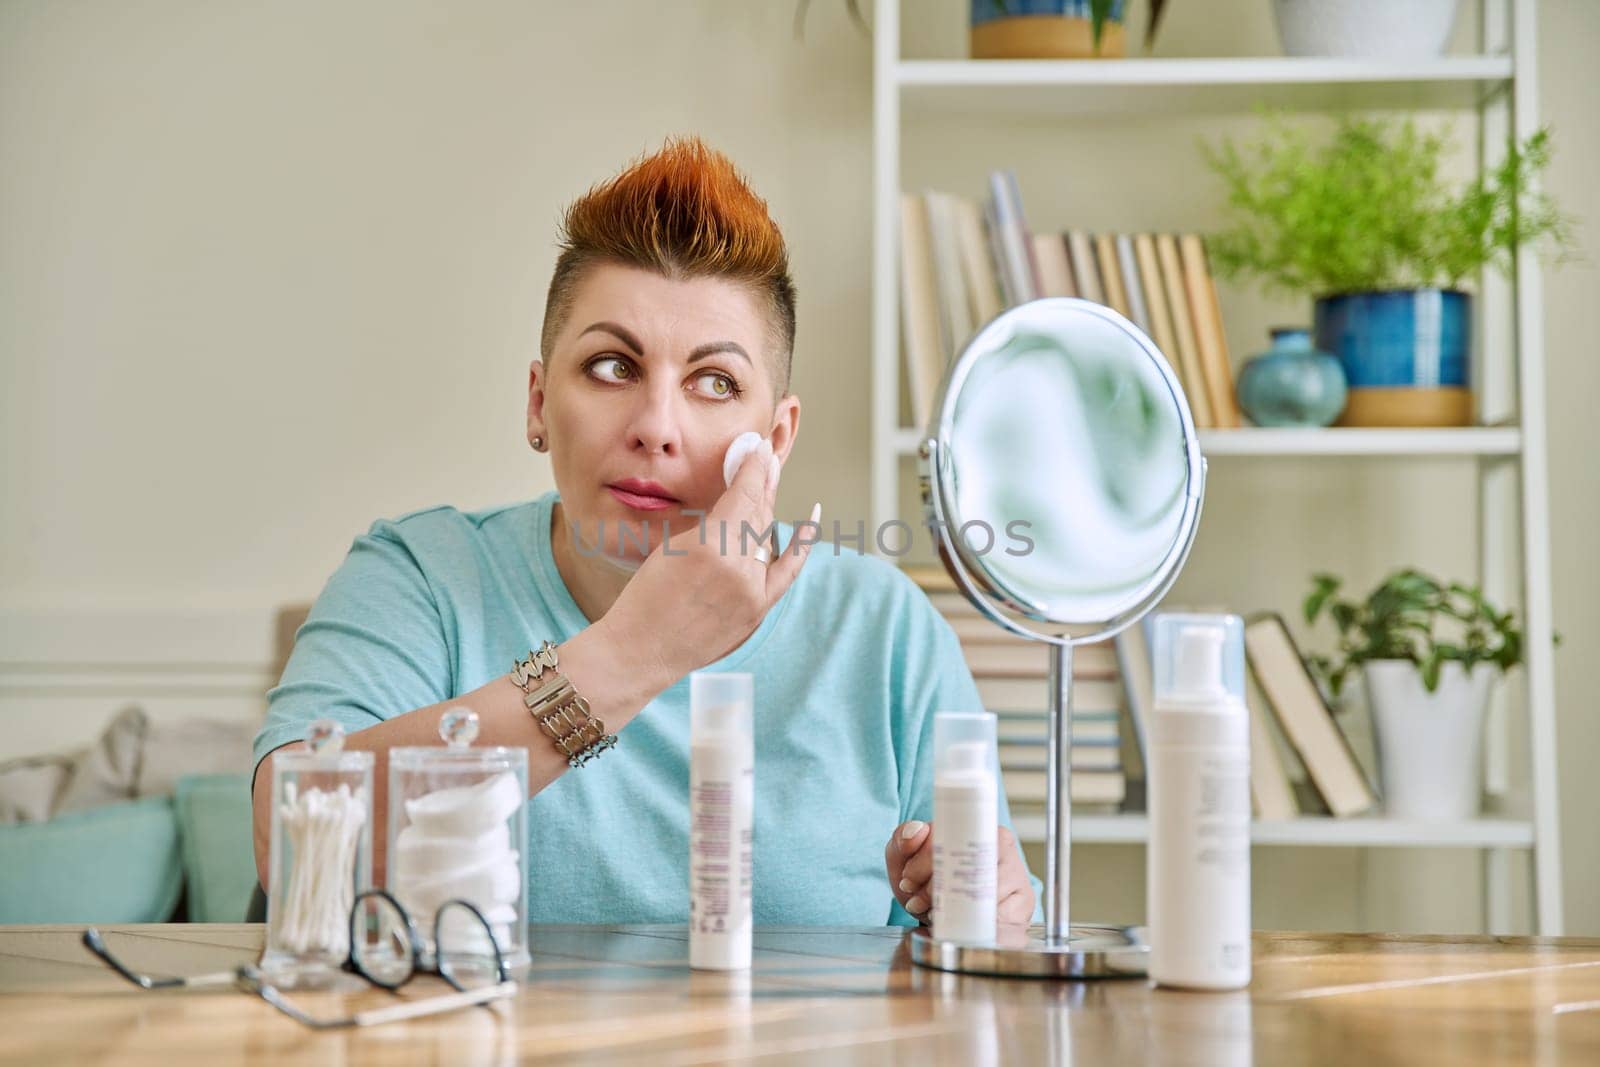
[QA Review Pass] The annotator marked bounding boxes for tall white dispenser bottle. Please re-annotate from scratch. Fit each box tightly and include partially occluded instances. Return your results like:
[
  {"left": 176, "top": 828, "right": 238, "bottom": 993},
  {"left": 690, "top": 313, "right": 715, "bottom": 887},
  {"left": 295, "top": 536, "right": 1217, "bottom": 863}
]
[{"left": 1148, "top": 614, "right": 1252, "bottom": 990}]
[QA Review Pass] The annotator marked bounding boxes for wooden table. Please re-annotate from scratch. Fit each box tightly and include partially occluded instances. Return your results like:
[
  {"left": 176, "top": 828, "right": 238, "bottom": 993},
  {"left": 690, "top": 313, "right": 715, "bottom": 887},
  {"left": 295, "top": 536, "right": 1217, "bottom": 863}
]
[{"left": 2, "top": 924, "right": 1599, "bottom": 1064}]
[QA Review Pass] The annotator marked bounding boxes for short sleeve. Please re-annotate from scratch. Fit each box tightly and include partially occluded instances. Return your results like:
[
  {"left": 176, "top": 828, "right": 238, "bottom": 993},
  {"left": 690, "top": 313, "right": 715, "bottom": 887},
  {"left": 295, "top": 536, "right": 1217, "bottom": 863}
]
[
  {"left": 252, "top": 523, "right": 453, "bottom": 775},
  {"left": 887, "top": 582, "right": 1045, "bottom": 926}
]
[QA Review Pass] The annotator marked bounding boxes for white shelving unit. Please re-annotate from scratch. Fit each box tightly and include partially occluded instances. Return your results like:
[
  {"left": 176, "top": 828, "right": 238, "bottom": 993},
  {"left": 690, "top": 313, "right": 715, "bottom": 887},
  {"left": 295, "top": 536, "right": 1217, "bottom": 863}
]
[{"left": 870, "top": 0, "right": 1563, "bottom": 934}]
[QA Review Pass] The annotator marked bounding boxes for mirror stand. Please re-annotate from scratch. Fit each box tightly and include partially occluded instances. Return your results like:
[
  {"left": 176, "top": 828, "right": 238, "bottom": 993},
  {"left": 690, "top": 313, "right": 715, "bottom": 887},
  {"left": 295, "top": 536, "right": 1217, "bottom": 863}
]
[{"left": 909, "top": 438, "right": 1151, "bottom": 980}]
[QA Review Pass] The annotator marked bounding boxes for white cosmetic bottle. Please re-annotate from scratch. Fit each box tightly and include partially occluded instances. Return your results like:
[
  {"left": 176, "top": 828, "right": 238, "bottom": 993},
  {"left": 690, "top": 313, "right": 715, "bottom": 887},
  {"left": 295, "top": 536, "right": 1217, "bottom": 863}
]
[
  {"left": 1148, "top": 614, "right": 1252, "bottom": 990},
  {"left": 931, "top": 711, "right": 998, "bottom": 945},
  {"left": 689, "top": 672, "right": 755, "bottom": 971}
]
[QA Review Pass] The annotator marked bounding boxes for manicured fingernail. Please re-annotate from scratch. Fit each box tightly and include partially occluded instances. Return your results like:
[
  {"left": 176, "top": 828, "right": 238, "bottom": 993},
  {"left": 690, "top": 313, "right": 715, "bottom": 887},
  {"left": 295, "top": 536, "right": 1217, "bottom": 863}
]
[
  {"left": 906, "top": 895, "right": 927, "bottom": 913},
  {"left": 901, "top": 820, "right": 926, "bottom": 841},
  {"left": 808, "top": 501, "right": 821, "bottom": 527},
  {"left": 899, "top": 878, "right": 915, "bottom": 894}
]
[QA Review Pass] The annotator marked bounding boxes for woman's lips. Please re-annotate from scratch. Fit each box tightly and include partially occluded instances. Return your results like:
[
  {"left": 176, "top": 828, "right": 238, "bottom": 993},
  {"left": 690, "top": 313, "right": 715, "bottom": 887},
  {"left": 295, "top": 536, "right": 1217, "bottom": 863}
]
[{"left": 607, "top": 485, "right": 679, "bottom": 511}]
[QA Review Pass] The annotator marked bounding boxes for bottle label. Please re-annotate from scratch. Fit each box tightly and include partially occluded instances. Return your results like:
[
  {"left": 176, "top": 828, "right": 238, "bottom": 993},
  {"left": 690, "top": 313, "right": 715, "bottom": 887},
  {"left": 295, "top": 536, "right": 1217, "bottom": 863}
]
[{"left": 689, "top": 743, "right": 753, "bottom": 939}]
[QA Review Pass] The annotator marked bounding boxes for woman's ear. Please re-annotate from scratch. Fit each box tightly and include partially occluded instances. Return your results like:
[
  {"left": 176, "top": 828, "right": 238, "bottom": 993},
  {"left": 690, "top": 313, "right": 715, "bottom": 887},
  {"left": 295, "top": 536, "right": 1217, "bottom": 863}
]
[
  {"left": 526, "top": 359, "right": 548, "bottom": 449},
  {"left": 767, "top": 393, "right": 802, "bottom": 463}
]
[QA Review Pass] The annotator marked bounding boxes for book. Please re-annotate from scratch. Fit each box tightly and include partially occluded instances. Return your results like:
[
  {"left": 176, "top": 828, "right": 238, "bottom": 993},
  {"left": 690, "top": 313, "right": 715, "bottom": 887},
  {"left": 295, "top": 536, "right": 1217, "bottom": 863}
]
[
  {"left": 1112, "top": 622, "right": 1152, "bottom": 793},
  {"left": 1115, "top": 233, "right": 1151, "bottom": 336},
  {"left": 1003, "top": 767, "right": 1125, "bottom": 806},
  {"left": 987, "top": 171, "right": 1038, "bottom": 305},
  {"left": 960, "top": 641, "right": 1118, "bottom": 679},
  {"left": 925, "top": 192, "right": 975, "bottom": 362},
  {"left": 1243, "top": 614, "right": 1376, "bottom": 818},
  {"left": 1245, "top": 665, "right": 1299, "bottom": 820},
  {"left": 1032, "top": 233, "right": 1077, "bottom": 298},
  {"left": 983, "top": 198, "right": 1015, "bottom": 307},
  {"left": 978, "top": 676, "right": 1123, "bottom": 715},
  {"left": 1179, "top": 234, "right": 1242, "bottom": 429},
  {"left": 1094, "top": 233, "right": 1132, "bottom": 319},
  {"left": 951, "top": 196, "right": 1005, "bottom": 331},
  {"left": 1132, "top": 234, "right": 1181, "bottom": 378},
  {"left": 1065, "top": 230, "right": 1103, "bottom": 305},
  {"left": 898, "top": 194, "right": 944, "bottom": 428},
  {"left": 998, "top": 741, "right": 1121, "bottom": 772},
  {"left": 997, "top": 712, "right": 1120, "bottom": 745},
  {"left": 1155, "top": 233, "right": 1215, "bottom": 429}
]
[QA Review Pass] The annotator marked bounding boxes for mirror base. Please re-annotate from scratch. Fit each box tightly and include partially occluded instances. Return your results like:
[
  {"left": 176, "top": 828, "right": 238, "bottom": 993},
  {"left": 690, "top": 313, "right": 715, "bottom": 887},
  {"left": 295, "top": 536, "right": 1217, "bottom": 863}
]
[{"left": 908, "top": 923, "right": 1149, "bottom": 979}]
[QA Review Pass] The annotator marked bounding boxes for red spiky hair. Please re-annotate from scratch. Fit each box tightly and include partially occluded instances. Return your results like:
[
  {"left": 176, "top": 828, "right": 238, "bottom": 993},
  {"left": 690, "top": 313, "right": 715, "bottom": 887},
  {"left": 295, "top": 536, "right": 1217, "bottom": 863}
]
[{"left": 540, "top": 137, "right": 797, "bottom": 394}]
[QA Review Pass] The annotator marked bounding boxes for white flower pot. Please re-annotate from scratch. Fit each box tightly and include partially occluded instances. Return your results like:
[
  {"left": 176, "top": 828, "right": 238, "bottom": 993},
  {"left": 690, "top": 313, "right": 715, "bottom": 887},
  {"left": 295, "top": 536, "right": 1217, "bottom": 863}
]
[
  {"left": 1273, "top": 0, "right": 1460, "bottom": 59},
  {"left": 1364, "top": 660, "right": 1495, "bottom": 820}
]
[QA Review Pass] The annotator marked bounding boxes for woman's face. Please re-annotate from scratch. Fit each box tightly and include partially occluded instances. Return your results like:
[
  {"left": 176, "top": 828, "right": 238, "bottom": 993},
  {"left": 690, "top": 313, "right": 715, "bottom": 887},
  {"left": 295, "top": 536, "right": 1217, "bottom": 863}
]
[{"left": 527, "top": 262, "right": 801, "bottom": 561}]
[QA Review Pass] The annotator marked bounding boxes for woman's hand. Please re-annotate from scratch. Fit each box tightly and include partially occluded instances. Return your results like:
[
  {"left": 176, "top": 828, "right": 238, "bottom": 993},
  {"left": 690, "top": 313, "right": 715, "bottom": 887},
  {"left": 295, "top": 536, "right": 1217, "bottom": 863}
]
[
  {"left": 884, "top": 820, "right": 1035, "bottom": 926},
  {"left": 601, "top": 437, "right": 819, "bottom": 684}
]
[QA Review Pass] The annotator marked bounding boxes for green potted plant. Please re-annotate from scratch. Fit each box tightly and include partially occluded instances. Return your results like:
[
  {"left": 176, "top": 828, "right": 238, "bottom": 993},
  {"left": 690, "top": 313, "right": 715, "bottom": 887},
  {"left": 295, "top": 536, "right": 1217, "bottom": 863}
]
[
  {"left": 1303, "top": 568, "right": 1525, "bottom": 819},
  {"left": 1203, "top": 114, "right": 1575, "bottom": 427}
]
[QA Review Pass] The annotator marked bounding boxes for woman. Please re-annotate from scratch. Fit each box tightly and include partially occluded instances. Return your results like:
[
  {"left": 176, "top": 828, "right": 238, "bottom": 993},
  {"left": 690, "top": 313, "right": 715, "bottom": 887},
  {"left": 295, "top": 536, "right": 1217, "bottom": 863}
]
[{"left": 252, "top": 137, "right": 1040, "bottom": 927}]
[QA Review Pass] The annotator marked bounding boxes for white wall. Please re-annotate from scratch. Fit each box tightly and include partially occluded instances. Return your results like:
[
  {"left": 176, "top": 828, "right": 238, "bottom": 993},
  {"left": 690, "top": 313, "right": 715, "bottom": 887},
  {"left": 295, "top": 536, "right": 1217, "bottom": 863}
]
[{"left": 2, "top": 0, "right": 1595, "bottom": 933}]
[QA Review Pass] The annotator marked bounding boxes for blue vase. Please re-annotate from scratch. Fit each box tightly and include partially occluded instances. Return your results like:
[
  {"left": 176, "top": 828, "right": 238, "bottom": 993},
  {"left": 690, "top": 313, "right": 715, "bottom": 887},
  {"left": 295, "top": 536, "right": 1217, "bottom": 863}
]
[
  {"left": 1236, "top": 328, "right": 1348, "bottom": 428},
  {"left": 1313, "top": 289, "right": 1471, "bottom": 389},
  {"left": 970, "top": 0, "right": 1125, "bottom": 23}
]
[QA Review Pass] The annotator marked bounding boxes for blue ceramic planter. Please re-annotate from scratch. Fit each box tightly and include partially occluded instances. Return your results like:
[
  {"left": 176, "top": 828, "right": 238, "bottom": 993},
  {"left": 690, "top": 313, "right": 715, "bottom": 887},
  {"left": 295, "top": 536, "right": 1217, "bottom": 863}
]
[
  {"left": 971, "top": 0, "right": 1125, "bottom": 23},
  {"left": 1236, "top": 329, "right": 1348, "bottom": 428},
  {"left": 1313, "top": 289, "right": 1471, "bottom": 389}
]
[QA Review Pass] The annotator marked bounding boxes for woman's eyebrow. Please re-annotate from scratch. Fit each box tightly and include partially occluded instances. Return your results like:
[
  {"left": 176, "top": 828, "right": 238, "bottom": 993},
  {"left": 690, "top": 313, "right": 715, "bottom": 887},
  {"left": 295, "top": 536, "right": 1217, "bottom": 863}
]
[
  {"left": 579, "top": 321, "right": 644, "bottom": 355},
  {"left": 578, "top": 321, "right": 752, "bottom": 368},
  {"left": 687, "top": 341, "right": 751, "bottom": 367}
]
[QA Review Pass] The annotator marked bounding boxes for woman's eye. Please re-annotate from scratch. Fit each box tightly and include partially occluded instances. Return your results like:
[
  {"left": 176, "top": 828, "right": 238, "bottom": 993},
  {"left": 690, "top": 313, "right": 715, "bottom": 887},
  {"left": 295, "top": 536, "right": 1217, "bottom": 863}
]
[
  {"left": 691, "top": 371, "right": 740, "bottom": 399},
  {"left": 588, "top": 357, "right": 634, "bottom": 383}
]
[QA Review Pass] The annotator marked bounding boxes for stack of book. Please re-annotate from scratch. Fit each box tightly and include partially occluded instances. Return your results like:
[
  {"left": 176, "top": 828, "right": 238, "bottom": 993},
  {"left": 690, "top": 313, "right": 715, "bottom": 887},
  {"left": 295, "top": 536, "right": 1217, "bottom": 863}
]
[
  {"left": 1242, "top": 613, "right": 1378, "bottom": 820},
  {"left": 900, "top": 174, "right": 1242, "bottom": 433},
  {"left": 901, "top": 565, "right": 1130, "bottom": 813}
]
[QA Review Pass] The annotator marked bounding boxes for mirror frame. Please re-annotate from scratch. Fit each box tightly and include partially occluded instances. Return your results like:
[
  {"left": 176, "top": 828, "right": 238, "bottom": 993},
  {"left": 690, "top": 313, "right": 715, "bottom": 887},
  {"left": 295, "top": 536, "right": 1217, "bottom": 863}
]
[{"left": 919, "top": 298, "right": 1208, "bottom": 645}]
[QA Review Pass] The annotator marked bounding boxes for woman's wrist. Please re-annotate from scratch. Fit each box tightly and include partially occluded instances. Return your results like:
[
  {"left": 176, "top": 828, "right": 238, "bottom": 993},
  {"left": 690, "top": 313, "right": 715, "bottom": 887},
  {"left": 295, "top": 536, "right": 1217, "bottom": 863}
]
[{"left": 556, "top": 611, "right": 679, "bottom": 730}]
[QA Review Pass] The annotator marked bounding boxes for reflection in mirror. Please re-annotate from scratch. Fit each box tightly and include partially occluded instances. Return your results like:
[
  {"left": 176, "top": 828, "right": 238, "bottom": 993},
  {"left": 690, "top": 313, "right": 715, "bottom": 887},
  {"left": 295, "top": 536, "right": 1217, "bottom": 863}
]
[{"left": 934, "top": 299, "right": 1199, "bottom": 629}]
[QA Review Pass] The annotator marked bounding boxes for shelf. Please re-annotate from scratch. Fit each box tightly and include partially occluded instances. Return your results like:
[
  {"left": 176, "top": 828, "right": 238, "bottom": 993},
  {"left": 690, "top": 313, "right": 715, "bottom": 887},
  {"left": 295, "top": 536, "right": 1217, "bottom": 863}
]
[
  {"left": 892, "top": 427, "right": 1522, "bottom": 458},
  {"left": 1011, "top": 813, "right": 1536, "bottom": 849},
  {"left": 1199, "top": 427, "right": 1522, "bottom": 456},
  {"left": 897, "top": 57, "right": 1513, "bottom": 118}
]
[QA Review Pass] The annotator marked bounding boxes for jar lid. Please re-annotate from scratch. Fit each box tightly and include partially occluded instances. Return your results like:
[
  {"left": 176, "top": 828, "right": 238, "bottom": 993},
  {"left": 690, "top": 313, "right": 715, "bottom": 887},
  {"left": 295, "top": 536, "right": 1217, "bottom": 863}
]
[
  {"left": 276, "top": 718, "right": 373, "bottom": 773},
  {"left": 390, "top": 707, "right": 528, "bottom": 771}
]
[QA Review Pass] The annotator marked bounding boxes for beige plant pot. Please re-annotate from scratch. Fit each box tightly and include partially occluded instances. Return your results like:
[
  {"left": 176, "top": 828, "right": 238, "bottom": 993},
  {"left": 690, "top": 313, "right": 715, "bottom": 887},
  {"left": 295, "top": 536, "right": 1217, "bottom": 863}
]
[{"left": 970, "top": 15, "right": 1127, "bottom": 60}]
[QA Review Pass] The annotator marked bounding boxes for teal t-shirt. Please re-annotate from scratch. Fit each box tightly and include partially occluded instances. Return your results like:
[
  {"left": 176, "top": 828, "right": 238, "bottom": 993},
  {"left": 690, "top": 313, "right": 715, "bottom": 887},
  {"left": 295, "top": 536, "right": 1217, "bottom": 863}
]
[{"left": 255, "top": 492, "right": 1042, "bottom": 926}]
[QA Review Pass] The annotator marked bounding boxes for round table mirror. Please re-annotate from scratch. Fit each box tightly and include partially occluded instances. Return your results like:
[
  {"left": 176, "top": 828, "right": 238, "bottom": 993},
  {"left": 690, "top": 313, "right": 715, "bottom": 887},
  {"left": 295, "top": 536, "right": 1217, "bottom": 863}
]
[{"left": 913, "top": 297, "right": 1207, "bottom": 978}]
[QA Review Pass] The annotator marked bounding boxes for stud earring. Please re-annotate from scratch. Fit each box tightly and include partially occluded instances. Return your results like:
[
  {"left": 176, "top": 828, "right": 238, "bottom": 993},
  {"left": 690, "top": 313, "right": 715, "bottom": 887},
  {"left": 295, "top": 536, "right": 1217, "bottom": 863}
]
[{"left": 531, "top": 435, "right": 545, "bottom": 452}]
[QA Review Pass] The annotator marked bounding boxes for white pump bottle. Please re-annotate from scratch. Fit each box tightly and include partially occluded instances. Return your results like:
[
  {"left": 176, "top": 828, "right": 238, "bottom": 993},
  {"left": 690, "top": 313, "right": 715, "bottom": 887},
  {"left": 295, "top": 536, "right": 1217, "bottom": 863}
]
[{"left": 1148, "top": 614, "right": 1252, "bottom": 990}]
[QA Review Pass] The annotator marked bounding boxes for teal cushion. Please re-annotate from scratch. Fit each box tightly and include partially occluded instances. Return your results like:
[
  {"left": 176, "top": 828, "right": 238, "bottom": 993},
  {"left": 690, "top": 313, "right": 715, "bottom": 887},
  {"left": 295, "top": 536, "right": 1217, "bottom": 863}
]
[
  {"left": 174, "top": 773, "right": 256, "bottom": 923},
  {"left": 0, "top": 794, "right": 181, "bottom": 923}
]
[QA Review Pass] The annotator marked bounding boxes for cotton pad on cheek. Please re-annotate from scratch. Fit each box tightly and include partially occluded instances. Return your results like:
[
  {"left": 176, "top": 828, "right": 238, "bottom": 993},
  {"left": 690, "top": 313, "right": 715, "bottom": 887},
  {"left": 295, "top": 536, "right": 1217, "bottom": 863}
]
[{"left": 722, "top": 430, "right": 767, "bottom": 488}]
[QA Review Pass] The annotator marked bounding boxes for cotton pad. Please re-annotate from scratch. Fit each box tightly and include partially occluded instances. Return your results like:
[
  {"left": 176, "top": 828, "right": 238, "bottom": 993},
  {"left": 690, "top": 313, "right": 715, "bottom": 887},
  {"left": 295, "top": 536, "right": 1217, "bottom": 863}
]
[{"left": 722, "top": 431, "right": 766, "bottom": 488}]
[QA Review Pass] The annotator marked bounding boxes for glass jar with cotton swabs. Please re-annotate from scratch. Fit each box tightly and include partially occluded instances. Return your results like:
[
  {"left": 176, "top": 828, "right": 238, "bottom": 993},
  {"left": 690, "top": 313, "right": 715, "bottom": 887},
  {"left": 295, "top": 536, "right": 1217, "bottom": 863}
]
[
  {"left": 260, "top": 719, "right": 374, "bottom": 988},
  {"left": 387, "top": 708, "right": 530, "bottom": 972}
]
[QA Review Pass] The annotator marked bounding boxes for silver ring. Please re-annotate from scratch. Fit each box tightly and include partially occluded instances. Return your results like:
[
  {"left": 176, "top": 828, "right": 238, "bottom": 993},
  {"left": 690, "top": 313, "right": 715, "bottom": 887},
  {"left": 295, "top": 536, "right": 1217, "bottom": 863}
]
[{"left": 753, "top": 544, "right": 773, "bottom": 565}]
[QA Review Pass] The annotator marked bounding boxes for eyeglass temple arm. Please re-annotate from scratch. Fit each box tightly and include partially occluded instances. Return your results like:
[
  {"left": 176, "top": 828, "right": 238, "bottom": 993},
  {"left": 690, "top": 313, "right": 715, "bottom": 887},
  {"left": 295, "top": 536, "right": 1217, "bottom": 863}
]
[
  {"left": 239, "top": 965, "right": 516, "bottom": 1030},
  {"left": 81, "top": 928, "right": 238, "bottom": 991}
]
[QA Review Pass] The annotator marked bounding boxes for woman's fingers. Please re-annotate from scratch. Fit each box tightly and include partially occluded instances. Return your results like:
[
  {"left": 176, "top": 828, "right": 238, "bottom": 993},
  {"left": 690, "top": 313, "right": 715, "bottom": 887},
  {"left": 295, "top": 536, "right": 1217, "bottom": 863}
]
[{"left": 764, "top": 502, "right": 820, "bottom": 602}]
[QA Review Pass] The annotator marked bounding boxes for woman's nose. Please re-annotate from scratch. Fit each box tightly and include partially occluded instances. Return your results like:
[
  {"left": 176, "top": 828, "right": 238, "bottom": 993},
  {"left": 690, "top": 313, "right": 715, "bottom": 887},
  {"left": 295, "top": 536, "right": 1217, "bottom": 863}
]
[{"left": 624, "top": 384, "right": 684, "bottom": 456}]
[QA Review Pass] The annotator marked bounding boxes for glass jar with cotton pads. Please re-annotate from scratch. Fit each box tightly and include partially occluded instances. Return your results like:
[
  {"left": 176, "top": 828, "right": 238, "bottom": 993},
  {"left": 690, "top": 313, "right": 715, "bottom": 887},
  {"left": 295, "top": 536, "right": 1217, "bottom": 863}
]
[
  {"left": 387, "top": 709, "right": 530, "bottom": 970},
  {"left": 261, "top": 719, "right": 374, "bottom": 988}
]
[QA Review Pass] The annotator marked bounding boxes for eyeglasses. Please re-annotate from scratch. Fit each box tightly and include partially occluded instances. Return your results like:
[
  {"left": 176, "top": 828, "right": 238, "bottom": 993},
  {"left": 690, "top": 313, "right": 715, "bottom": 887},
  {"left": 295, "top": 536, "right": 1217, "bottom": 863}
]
[{"left": 82, "top": 888, "right": 517, "bottom": 1029}]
